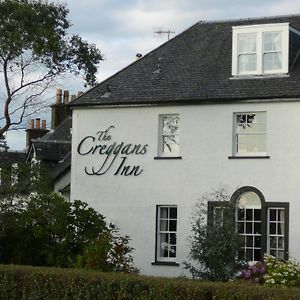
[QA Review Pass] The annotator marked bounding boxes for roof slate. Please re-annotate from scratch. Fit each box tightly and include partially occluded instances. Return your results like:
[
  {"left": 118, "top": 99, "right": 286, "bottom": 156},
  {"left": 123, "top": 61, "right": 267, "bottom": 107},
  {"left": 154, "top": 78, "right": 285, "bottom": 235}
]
[{"left": 70, "top": 15, "right": 300, "bottom": 107}]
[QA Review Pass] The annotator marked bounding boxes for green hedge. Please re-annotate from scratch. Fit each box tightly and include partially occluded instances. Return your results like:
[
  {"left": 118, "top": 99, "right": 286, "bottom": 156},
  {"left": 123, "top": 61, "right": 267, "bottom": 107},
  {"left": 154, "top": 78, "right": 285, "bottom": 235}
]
[{"left": 0, "top": 264, "right": 300, "bottom": 300}]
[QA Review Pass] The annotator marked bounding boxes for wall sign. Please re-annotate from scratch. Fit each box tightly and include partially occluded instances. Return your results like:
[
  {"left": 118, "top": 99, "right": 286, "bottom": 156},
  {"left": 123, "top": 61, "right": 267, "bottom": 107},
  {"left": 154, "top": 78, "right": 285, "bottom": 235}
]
[{"left": 77, "top": 125, "right": 148, "bottom": 176}]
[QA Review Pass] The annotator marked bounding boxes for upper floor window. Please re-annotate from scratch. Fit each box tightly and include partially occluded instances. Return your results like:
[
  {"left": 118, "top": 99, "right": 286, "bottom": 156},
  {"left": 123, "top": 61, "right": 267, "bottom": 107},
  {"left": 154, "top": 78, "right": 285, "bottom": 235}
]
[
  {"left": 158, "top": 114, "right": 180, "bottom": 157},
  {"left": 233, "top": 111, "right": 266, "bottom": 156},
  {"left": 232, "top": 23, "right": 289, "bottom": 76}
]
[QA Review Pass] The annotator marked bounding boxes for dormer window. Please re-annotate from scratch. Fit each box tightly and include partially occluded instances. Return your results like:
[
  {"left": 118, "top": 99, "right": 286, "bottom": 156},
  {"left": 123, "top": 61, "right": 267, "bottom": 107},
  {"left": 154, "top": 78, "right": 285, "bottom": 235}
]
[{"left": 232, "top": 23, "right": 290, "bottom": 76}]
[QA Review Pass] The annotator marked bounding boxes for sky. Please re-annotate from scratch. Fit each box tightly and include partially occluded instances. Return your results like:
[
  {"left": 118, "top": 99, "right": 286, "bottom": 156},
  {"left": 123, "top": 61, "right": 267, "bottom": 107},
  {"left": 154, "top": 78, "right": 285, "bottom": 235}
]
[{"left": 5, "top": 0, "right": 300, "bottom": 150}]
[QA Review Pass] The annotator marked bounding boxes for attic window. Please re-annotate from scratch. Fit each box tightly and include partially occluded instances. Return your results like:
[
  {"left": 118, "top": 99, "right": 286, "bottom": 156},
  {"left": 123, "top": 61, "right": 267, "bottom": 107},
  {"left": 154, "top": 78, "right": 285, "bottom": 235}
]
[{"left": 232, "top": 23, "right": 290, "bottom": 76}]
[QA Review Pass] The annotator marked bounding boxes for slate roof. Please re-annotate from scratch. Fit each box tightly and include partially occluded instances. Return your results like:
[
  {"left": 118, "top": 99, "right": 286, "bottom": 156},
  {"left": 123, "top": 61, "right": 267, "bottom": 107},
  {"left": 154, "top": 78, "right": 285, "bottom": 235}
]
[
  {"left": 0, "top": 151, "right": 26, "bottom": 167},
  {"left": 70, "top": 15, "right": 300, "bottom": 107},
  {"left": 27, "top": 117, "right": 72, "bottom": 180}
]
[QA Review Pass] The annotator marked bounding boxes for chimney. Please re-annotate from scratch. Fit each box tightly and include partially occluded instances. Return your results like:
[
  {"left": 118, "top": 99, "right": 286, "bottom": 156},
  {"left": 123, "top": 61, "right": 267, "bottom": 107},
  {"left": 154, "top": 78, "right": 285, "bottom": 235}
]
[
  {"left": 51, "top": 89, "right": 70, "bottom": 129},
  {"left": 26, "top": 119, "right": 49, "bottom": 149}
]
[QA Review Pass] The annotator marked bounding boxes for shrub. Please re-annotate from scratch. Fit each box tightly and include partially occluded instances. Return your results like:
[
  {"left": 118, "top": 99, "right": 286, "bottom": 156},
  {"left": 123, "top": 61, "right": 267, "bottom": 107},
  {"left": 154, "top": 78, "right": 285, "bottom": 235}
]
[
  {"left": 0, "top": 193, "right": 106, "bottom": 267},
  {"left": 0, "top": 264, "right": 300, "bottom": 300},
  {"left": 264, "top": 254, "right": 300, "bottom": 287},
  {"left": 78, "top": 228, "right": 138, "bottom": 273},
  {"left": 240, "top": 261, "right": 266, "bottom": 284},
  {"left": 184, "top": 188, "right": 245, "bottom": 282}
]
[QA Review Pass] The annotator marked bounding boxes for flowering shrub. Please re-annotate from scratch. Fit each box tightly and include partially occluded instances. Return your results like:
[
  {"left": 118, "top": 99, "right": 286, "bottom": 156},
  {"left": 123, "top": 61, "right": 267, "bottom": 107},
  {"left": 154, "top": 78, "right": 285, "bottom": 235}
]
[
  {"left": 264, "top": 254, "right": 300, "bottom": 287},
  {"left": 240, "top": 261, "right": 266, "bottom": 284}
]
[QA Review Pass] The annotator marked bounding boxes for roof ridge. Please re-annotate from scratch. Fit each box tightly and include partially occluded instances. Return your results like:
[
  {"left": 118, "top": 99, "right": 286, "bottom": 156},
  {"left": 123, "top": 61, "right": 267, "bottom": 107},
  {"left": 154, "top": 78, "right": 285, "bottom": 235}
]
[{"left": 198, "top": 13, "right": 300, "bottom": 25}]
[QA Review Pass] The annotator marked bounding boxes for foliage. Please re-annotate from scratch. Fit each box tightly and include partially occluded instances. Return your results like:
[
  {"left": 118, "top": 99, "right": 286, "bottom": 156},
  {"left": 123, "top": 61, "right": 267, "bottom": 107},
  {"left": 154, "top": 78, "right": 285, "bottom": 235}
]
[
  {"left": 78, "top": 228, "right": 138, "bottom": 273},
  {"left": 184, "top": 188, "right": 245, "bottom": 282},
  {"left": 0, "top": 0, "right": 102, "bottom": 135},
  {"left": 264, "top": 254, "right": 300, "bottom": 287},
  {"left": 1, "top": 265, "right": 300, "bottom": 300},
  {"left": 0, "top": 161, "right": 52, "bottom": 199},
  {"left": 0, "top": 193, "right": 106, "bottom": 267},
  {"left": 240, "top": 261, "right": 266, "bottom": 284},
  {"left": 0, "top": 134, "right": 9, "bottom": 152}
]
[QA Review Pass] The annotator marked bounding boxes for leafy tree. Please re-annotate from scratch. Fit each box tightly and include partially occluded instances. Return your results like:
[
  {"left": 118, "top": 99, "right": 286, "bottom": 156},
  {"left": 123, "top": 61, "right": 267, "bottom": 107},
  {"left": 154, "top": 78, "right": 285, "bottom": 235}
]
[
  {"left": 0, "top": 0, "right": 102, "bottom": 135},
  {"left": 184, "top": 188, "right": 245, "bottom": 282},
  {"left": 0, "top": 193, "right": 106, "bottom": 267}
]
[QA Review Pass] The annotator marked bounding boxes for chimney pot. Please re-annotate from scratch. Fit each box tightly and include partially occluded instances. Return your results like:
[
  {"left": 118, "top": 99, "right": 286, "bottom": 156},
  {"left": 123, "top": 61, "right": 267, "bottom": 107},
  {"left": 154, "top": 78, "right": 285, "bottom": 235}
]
[
  {"left": 36, "top": 118, "right": 40, "bottom": 129},
  {"left": 56, "top": 89, "right": 62, "bottom": 103},
  {"left": 63, "top": 90, "right": 69, "bottom": 104},
  {"left": 29, "top": 119, "right": 34, "bottom": 129},
  {"left": 42, "top": 120, "right": 46, "bottom": 129}
]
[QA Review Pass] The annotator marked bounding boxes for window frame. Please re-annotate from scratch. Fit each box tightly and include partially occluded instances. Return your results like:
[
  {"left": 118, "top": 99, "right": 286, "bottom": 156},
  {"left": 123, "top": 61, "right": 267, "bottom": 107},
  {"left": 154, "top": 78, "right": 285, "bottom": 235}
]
[
  {"left": 232, "top": 23, "right": 289, "bottom": 76},
  {"left": 158, "top": 114, "right": 180, "bottom": 158},
  {"left": 208, "top": 187, "right": 289, "bottom": 261},
  {"left": 155, "top": 205, "right": 178, "bottom": 263},
  {"left": 232, "top": 111, "right": 267, "bottom": 157}
]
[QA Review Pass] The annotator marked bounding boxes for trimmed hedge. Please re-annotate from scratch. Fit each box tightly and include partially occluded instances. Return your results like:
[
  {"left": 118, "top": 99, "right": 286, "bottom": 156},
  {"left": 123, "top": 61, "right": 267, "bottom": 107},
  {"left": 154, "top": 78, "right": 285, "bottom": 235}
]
[{"left": 0, "top": 265, "right": 300, "bottom": 299}]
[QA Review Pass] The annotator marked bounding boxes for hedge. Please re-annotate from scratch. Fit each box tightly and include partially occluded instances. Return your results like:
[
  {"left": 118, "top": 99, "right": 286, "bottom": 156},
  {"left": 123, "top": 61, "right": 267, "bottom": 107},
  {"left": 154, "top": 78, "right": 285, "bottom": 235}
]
[{"left": 0, "top": 264, "right": 300, "bottom": 300}]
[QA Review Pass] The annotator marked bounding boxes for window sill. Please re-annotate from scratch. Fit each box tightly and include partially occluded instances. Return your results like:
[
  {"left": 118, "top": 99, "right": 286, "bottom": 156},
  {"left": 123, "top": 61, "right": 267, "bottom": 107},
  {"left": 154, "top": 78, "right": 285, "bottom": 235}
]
[
  {"left": 151, "top": 261, "right": 180, "bottom": 266},
  {"left": 230, "top": 74, "right": 289, "bottom": 80},
  {"left": 154, "top": 156, "right": 182, "bottom": 160},
  {"left": 228, "top": 155, "right": 270, "bottom": 159}
]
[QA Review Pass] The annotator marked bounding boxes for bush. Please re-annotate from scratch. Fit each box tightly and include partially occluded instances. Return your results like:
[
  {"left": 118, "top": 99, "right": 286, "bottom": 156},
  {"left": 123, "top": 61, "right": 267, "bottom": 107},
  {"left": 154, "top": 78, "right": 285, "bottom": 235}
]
[
  {"left": 264, "top": 254, "right": 300, "bottom": 287},
  {"left": 0, "top": 264, "right": 300, "bottom": 300},
  {"left": 0, "top": 193, "right": 106, "bottom": 267},
  {"left": 184, "top": 188, "right": 245, "bottom": 282},
  {"left": 78, "top": 228, "right": 138, "bottom": 273},
  {"left": 240, "top": 261, "right": 266, "bottom": 284}
]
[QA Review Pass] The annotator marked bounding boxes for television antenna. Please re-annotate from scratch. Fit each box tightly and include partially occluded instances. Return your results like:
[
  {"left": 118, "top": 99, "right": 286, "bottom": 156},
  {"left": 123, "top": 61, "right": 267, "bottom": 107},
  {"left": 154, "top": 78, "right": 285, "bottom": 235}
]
[{"left": 153, "top": 27, "right": 175, "bottom": 41}]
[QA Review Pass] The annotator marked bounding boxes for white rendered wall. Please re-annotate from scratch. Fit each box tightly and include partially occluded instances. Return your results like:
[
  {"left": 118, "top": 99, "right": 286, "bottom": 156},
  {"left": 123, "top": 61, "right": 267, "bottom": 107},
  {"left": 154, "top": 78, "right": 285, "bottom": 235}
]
[
  {"left": 71, "top": 101, "right": 300, "bottom": 277},
  {"left": 54, "top": 171, "right": 70, "bottom": 200}
]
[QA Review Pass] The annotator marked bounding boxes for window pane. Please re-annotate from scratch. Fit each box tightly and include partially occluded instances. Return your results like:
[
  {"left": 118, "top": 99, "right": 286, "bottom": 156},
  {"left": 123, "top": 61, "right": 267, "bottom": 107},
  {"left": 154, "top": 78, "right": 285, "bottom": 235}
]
[
  {"left": 160, "top": 233, "right": 169, "bottom": 257},
  {"left": 238, "top": 54, "right": 257, "bottom": 72},
  {"left": 264, "top": 52, "right": 282, "bottom": 71},
  {"left": 163, "top": 135, "right": 180, "bottom": 153},
  {"left": 170, "top": 233, "right": 176, "bottom": 245},
  {"left": 246, "top": 222, "right": 252, "bottom": 234},
  {"left": 254, "top": 209, "right": 261, "bottom": 221},
  {"left": 254, "top": 249, "right": 261, "bottom": 261},
  {"left": 162, "top": 116, "right": 180, "bottom": 135},
  {"left": 238, "top": 33, "right": 257, "bottom": 53},
  {"left": 170, "top": 207, "right": 177, "bottom": 219},
  {"left": 169, "top": 220, "right": 177, "bottom": 232},
  {"left": 238, "top": 222, "right": 244, "bottom": 233},
  {"left": 160, "top": 220, "right": 168, "bottom": 231},
  {"left": 246, "top": 236, "right": 253, "bottom": 247},
  {"left": 269, "top": 223, "right": 276, "bottom": 235},
  {"left": 160, "top": 207, "right": 168, "bottom": 218},
  {"left": 269, "top": 209, "right": 276, "bottom": 221},
  {"left": 246, "top": 209, "right": 253, "bottom": 221},
  {"left": 254, "top": 236, "right": 261, "bottom": 247},
  {"left": 170, "top": 246, "right": 176, "bottom": 257},
  {"left": 263, "top": 32, "right": 282, "bottom": 52},
  {"left": 254, "top": 222, "right": 261, "bottom": 234}
]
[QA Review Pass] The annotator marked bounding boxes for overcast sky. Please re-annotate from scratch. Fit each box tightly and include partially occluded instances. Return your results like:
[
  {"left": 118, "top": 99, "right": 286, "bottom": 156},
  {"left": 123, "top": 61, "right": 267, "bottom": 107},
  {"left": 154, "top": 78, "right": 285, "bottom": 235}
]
[{"left": 6, "top": 0, "right": 300, "bottom": 149}]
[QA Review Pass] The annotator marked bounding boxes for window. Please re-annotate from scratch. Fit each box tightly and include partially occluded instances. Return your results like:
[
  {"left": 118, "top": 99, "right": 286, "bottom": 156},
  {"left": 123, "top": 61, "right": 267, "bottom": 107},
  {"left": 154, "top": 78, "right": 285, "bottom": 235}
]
[
  {"left": 208, "top": 187, "right": 289, "bottom": 261},
  {"left": 233, "top": 112, "right": 266, "bottom": 156},
  {"left": 156, "top": 206, "right": 177, "bottom": 261},
  {"left": 237, "top": 191, "right": 262, "bottom": 261},
  {"left": 158, "top": 114, "right": 180, "bottom": 157},
  {"left": 232, "top": 23, "right": 289, "bottom": 76},
  {"left": 267, "top": 207, "right": 287, "bottom": 260}
]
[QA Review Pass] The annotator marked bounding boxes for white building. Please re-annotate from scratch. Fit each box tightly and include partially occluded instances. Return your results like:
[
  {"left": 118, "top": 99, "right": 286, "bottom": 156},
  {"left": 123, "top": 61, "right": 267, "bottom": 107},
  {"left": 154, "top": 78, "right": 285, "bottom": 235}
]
[{"left": 69, "top": 15, "right": 300, "bottom": 277}]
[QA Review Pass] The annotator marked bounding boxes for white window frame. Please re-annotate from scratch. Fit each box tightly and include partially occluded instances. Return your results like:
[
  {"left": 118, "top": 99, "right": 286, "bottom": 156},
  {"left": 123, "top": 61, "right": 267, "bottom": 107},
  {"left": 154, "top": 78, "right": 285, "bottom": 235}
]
[
  {"left": 267, "top": 207, "right": 286, "bottom": 260},
  {"left": 156, "top": 205, "right": 177, "bottom": 262},
  {"left": 232, "top": 23, "right": 290, "bottom": 76},
  {"left": 233, "top": 111, "right": 267, "bottom": 156},
  {"left": 158, "top": 114, "right": 180, "bottom": 157}
]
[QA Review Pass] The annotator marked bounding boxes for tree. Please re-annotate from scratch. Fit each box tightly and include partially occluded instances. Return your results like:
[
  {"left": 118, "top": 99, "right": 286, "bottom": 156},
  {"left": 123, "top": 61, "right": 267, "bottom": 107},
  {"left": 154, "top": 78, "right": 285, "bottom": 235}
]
[
  {"left": 0, "top": 134, "right": 9, "bottom": 152},
  {"left": 0, "top": 0, "right": 102, "bottom": 136},
  {"left": 0, "top": 193, "right": 107, "bottom": 267},
  {"left": 184, "top": 188, "right": 245, "bottom": 282}
]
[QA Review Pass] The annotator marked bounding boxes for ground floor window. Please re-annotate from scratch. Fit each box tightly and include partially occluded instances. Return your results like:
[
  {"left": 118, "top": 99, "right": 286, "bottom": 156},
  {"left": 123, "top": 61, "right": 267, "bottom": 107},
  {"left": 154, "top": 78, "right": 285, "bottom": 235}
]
[
  {"left": 156, "top": 206, "right": 177, "bottom": 261},
  {"left": 209, "top": 186, "right": 289, "bottom": 261}
]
